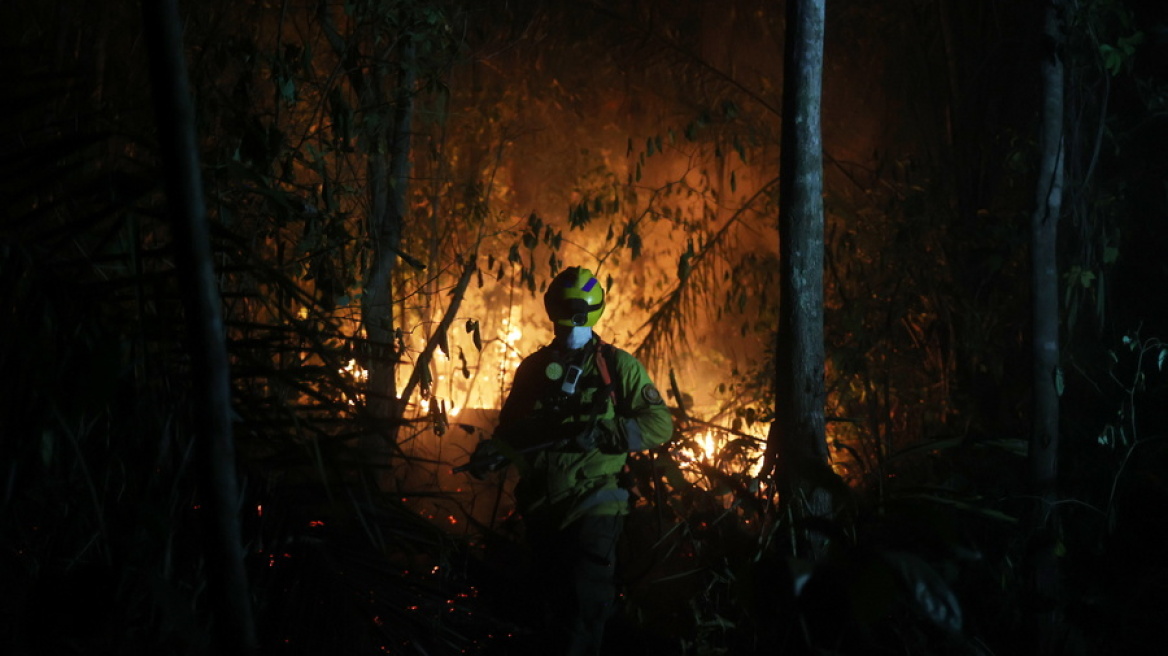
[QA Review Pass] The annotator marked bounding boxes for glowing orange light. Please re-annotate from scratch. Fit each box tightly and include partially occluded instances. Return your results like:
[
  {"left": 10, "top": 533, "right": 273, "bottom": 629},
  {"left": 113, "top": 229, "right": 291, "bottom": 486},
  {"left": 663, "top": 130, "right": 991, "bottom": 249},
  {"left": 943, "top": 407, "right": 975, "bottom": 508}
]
[
  {"left": 343, "top": 358, "right": 368, "bottom": 380},
  {"left": 340, "top": 359, "right": 369, "bottom": 406},
  {"left": 674, "top": 429, "right": 765, "bottom": 480}
]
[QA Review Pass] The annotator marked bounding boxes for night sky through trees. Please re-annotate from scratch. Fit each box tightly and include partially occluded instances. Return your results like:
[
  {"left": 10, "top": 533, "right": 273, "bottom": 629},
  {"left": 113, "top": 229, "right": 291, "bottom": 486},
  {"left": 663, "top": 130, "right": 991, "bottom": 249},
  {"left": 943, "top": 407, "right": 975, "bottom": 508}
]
[{"left": 2, "top": 1, "right": 1167, "bottom": 654}]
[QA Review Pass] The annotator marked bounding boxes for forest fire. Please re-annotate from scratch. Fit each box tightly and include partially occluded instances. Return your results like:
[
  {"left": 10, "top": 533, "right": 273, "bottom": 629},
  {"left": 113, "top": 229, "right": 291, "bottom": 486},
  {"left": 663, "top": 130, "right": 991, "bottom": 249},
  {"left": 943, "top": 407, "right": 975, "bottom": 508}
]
[
  {"left": 11, "top": 0, "right": 1166, "bottom": 653},
  {"left": 674, "top": 428, "right": 766, "bottom": 484}
]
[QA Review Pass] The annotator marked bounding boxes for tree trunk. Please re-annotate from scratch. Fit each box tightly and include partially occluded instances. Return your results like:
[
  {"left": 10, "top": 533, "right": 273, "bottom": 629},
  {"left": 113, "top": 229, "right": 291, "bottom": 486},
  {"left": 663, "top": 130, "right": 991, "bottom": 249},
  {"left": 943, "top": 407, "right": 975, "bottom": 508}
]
[
  {"left": 1028, "top": 0, "right": 1065, "bottom": 651},
  {"left": 766, "top": 0, "right": 834, "bottom": 556},
  {"left": 361, "top": 38, "right": 417, "bottom": 461},
  {"left": 141, "top": 1, "right": 256, "bottom": 653}
]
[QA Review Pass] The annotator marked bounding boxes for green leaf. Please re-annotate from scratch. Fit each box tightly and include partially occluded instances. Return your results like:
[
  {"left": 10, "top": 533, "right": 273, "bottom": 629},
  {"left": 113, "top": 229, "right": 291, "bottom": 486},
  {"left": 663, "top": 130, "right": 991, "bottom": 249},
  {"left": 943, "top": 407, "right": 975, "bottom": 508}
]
[
  {"left": 1095, "top": 271, "right": 1106, "bottom": 317},
  {"left": 975, "top": 439, "right": 1029, "bottom": 458},
  {"left": 900, "top": 493, "right": 1018, "bottom": 523},
  {"left": 1159, "top": 347, "right": 1166, "bottom": 371},
  {"left": 1101, "top": 46, "right": 1115, "bottom": 74},
  {"left": 40, "top": 429, "right": 54, "bottom": 466},
  {"left": 888, "top": 437, "right": 965, "bottom": 461},
  {"left": 1055, "top": 366, "right": 1064, "bottom": 396}
]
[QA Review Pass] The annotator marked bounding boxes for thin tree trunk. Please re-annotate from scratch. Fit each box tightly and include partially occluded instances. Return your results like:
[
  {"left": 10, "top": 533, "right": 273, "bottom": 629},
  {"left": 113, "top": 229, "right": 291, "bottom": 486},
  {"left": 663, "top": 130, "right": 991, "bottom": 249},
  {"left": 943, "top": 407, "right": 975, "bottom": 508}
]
[
  {"left": 396, "top": 258, "right": 477, "bottom": 417},
  {"left": 357, "top": 37, "right": 417, "bottom": 463},
  {"left": 378, "top": 39, "right": 417, "bottom": 446},
  {"left": 766, "top": 0, "right": 833, "bottom": 557},
  {"left": 141, "top": 1, "right": 256, "bottom": 653},
  {"left": 317, "top": 3, "right": 417, "bottom": 463},
  {"left": 1029, "top": 0, "right": 1065, "bottom": 651}
]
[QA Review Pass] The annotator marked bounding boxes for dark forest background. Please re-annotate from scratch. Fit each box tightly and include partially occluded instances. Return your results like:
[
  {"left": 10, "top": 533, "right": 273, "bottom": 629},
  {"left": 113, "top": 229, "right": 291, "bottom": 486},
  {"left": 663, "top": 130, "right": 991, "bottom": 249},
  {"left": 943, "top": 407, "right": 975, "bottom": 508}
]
[{"left": 2, "top": 0, "right": 1167, "bottom": 654}]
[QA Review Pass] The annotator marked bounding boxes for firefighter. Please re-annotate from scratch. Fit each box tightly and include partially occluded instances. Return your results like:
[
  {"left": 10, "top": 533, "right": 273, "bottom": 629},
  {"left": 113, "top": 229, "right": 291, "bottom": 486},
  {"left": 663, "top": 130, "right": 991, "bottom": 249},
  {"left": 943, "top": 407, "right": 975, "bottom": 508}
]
[{"left": 467, "top": 266, "right": 673, "bottom": 655}]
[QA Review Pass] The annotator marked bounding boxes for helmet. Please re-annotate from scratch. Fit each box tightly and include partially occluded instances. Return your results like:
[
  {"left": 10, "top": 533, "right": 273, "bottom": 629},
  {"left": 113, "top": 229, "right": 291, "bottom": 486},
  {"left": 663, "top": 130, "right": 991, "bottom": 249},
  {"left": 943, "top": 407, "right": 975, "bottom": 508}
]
[{"left": 544, "top": 267, "right": 605, "bottom": 327}]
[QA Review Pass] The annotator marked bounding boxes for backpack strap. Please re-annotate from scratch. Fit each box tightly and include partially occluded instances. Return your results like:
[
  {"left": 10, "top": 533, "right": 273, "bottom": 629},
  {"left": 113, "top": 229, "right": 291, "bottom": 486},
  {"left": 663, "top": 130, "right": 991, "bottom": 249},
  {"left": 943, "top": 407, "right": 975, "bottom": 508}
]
[{"left": 593, "top": 339, "right": 619, "bottom": 409}]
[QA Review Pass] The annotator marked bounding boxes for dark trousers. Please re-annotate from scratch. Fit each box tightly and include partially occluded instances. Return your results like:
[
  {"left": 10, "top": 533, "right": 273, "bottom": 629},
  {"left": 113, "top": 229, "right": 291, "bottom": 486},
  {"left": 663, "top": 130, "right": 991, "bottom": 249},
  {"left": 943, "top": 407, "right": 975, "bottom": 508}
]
[{"left": 525, "top": 513, "right": 624, "bottom": 656}]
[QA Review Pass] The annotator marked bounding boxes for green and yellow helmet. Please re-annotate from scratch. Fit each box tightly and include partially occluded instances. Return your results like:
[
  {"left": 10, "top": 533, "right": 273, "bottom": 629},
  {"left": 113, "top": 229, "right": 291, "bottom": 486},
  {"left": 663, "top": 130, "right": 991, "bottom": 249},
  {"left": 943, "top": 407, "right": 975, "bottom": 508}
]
[{"left": 544, "top": 267, "right": 605, "bottom": 327}]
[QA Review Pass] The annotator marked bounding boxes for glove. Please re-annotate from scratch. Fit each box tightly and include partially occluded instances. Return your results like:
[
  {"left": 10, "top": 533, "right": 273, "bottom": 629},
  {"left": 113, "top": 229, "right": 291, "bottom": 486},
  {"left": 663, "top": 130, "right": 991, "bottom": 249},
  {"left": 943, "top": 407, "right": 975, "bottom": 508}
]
[
  {"left": 594, "top": 418, "right": 629, "bottom": 454},
  {"left": 466, "top": 439, "right": 505, "bottom": 479},
  {"left": 572, "top": 418, "right": 636, "bottom": 453},
  {"left": 573, "top": 422, "right": 599, "bottom": 452},
  {"left": 572, "top": 418, "right": 627, "bottom": 454}
]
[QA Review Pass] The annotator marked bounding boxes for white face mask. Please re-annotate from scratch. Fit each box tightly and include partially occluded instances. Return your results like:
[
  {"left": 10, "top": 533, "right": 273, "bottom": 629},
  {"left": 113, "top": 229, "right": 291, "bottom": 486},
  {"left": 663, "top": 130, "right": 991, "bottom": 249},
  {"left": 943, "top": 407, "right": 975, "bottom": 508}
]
[{"left": 556, "top": 326, "right": 593, "bottom": 350}]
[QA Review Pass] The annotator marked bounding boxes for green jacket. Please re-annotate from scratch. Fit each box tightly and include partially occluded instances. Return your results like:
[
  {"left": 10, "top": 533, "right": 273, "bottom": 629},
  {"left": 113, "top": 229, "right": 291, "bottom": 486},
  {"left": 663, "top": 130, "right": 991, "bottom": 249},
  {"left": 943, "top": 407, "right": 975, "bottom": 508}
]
[{"left": 496, "top": 334, "right": 673, "bottom": 527}]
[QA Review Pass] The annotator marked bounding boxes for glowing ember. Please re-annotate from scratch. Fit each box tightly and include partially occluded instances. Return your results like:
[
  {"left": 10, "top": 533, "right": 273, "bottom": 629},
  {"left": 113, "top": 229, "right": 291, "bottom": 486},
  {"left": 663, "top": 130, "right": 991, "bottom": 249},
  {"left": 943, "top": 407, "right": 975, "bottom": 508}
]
[
  {"left": 342, "top": 358, "right": 368, "bottom": 382},
  {"left": 340, "top": 358, "right": 368, "bottom": 406}
]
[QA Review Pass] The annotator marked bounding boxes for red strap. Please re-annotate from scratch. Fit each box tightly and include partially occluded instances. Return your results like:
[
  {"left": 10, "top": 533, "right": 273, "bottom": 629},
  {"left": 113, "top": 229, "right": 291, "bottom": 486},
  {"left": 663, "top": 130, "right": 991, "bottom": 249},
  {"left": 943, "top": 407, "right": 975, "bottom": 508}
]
[{"left": 593, "top": 341, "right": 618, "bottom": 405}]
